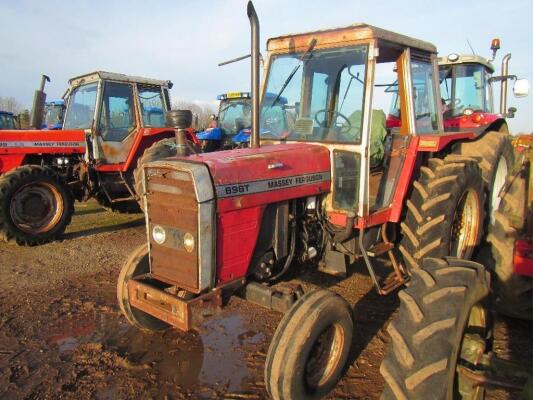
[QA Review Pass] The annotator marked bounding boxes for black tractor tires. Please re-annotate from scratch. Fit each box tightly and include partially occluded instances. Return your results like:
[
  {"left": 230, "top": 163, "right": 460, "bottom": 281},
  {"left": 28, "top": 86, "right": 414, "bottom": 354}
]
[
  {"left": 265, "top": 289, "right": 353, "bottom": 400},
  {"left": 117, "top": 243, "right": 170, "bottom": 332},
  {"left": 488, "top": 172, "right": 533, "bottom": 320},
  {"left": 380, "top": 257, "right": 491, "bottom": 400},
  {"left": 453, "top": 131, "right": 514, "bottom": 224},
  {"left": 0, "top": 165, "right": 74, "bottom": 245},
  {"left": 133, "top": 138, "right": 177, "bottom": 210},
  {"left": 399, "top": 156, "right": 485, "bottom": 271}
]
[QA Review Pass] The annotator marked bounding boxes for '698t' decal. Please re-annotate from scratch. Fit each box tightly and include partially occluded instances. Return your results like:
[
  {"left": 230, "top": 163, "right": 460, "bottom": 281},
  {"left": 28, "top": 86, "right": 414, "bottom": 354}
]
[{"left": 215, "top": 171, "right": 330, "bottom": 199}]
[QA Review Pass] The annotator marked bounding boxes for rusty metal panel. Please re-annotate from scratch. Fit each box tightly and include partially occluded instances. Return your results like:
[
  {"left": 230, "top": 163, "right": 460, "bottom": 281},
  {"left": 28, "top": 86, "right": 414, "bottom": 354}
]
[
  {"left": 146, "top": 166, "right": 200, "bottom": 292},
  {"left": 127, "top": 279, "right": 222, "bottom": 331}
]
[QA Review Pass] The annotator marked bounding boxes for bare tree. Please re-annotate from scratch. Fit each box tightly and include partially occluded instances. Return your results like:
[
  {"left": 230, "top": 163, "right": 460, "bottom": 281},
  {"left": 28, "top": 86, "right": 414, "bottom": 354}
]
[
  {"left": 172, "top": 100, "right": 217, "bottom": 131},
  {"left": 0, "top": 97, "right": 23, "bottom": 114}
]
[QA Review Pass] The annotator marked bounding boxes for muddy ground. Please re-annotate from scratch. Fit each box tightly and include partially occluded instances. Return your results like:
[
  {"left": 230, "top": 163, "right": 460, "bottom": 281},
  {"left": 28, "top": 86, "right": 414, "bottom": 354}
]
[{"left": 0, "top": 200, "right": 531, "bottom": 399}]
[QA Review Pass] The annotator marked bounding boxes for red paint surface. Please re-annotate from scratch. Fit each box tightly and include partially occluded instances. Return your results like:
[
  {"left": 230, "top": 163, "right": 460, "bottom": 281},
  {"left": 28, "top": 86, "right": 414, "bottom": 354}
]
[
  {"left": 443, "top": 113, "right": 500, "bottom": 131},
  {"left": 0, "top": 129, "right": 86, "bottom": 173},
  {"left": 513, "top": 239, "right": 533, "bottom": 277},
  {"left": 216, "top": 206, "right": 265, "bottom": 284}
]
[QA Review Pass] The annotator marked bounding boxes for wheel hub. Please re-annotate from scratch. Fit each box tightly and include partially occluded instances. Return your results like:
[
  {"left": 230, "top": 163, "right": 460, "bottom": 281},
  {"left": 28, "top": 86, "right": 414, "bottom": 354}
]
[
  {"left": 10, "top": 182, "right": 63, "bottom": 233},
  {"left": 450, "top": 188, "right": 480, "bottom": 258}
]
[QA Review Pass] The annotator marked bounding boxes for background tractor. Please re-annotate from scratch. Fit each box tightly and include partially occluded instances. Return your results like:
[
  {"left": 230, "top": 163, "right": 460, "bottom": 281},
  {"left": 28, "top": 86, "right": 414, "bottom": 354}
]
[
  {"left": 0, "top": 71, "right": 197, "bottom": 245},
  {"left": 116, "top": 2, "right": 515, "bottom": 399},
  {"left": 42, "top": 99, "right": 66, "bottom": 130},
  {"left": 0, "top": 111, "right": 19, "bottom": 130}
]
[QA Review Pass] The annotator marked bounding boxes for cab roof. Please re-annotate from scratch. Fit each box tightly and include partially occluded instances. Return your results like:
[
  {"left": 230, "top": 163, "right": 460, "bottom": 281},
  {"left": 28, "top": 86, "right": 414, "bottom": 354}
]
[
  {"left": 68, "top": 71, "right": 172, "bottom": 88},
  {"left": 267, "top": 23, "right": 437, "bottom": 54},
  {"left": 438, "top": 54, "right": 495, "bottom": 73}
]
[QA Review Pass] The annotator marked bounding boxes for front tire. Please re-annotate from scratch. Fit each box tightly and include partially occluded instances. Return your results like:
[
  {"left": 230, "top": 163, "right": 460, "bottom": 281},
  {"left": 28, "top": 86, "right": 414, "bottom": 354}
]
[
  {"left": 380, "top": 257, "right": 492, "bottom": 400},
  {"left": 0, "top": 165, "right": 74, "bottom": 245},
  {"left": 133, "top": 138, "right": 177, "bottom": 210},
  {"left": 265, "top": 289, "right": 353, "bottom": 400},
  {"left": 399, "top": 156, "right": 485, "bottom": 271},
  {"left": 117, "top": 243, "right": 170, "bottom": 332}
]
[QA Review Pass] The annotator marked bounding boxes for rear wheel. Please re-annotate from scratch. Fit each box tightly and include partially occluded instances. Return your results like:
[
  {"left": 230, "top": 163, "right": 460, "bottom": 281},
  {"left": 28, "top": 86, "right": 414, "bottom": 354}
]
[
  {"left": 117, "top": 243, "right": 170, "bottom": 332},
  {"left": 380, "top": 257, "right": 492, "bottom": 400},
  {"left": 453, "top": 131, "right": 514, "bottom": 224},
  {"left": 399, "top": 156, "right": 485, "bottom": 271},
  {"left": 487, "top": 172, "right": 533, "bottom": 320},
  {"left": 265, "top": 289, "right": 353, "bottom": 400},
  {"left": 133, "top": 138, "right": 177, "bottom": 210},
  {"left": 0, "top": 165, "right": 73, "bottom": 245}
]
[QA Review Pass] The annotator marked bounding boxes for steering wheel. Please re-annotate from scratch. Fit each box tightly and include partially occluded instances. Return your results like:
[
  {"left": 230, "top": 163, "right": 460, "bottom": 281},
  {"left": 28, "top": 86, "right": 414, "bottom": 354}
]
[{"left": 313, "top": 109, "right": 352, "bottom": 134}]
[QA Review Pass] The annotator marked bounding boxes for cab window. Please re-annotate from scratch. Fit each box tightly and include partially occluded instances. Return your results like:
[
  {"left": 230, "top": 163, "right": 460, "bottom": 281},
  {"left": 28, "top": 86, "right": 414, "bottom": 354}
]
[
  {"left": 98, "top": 82, "right": 135, "bottom": 141},
  {"left": 411, "top": 59, "right": 439, "bottom": 133},
  {"left": 138, "top": 85, "right": 165, "bottom": 127}
]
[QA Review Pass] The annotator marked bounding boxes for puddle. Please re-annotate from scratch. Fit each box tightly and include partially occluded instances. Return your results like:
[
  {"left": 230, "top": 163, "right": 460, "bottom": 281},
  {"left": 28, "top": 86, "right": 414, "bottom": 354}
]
[{"left": 47, "top": 309, "right": 265, "bottom": 392}]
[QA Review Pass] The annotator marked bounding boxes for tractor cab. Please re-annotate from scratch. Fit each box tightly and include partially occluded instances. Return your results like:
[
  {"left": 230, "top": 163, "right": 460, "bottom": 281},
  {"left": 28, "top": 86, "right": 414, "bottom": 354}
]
[
  {"left": 63, "top": 71, "right": 172, "bottom": 164},
  {"left": 260, "top": 24, "right": 441, "bottom": 216},
  {"left": 43, "top": 99, "right": 66, "bottom": 130},
  {"left": 0, "top": 111, "right": 18, "bottom": 130}
]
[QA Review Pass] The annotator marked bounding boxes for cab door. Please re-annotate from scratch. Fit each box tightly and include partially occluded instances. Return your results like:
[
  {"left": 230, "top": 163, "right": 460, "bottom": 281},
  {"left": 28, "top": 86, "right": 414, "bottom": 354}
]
[{"left": 95, "top": 81, "right": 139, "bottom": 165}]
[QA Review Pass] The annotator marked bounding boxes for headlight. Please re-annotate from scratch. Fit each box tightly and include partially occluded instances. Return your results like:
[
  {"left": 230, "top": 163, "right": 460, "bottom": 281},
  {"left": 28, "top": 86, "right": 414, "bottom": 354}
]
[
  {"left": 152, "top": 225, "right": 166, "bottom": 244},
  {"left": 183, "top": 232, "right": 195, "bottom": 252}
]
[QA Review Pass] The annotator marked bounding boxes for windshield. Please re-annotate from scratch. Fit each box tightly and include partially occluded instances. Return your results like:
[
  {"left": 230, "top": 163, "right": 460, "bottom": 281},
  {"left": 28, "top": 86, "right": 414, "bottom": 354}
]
[
  {"left": 260, "top": 45, "right": 368, "bottom": 143},
  {"left": 439, "top": 63, "right": 491, "bottom": 117},
  {"left": 0, "top": 114, "right": 16, "bottom": 130},
  {"left": 218, "top": 99, "right": 251, "bottom": 136},
  {"left": 44, "top": 104, "right": 64, "bottom": 126},
  {"left": 64, "top": 83, "right": 98, "bottom": 129}
]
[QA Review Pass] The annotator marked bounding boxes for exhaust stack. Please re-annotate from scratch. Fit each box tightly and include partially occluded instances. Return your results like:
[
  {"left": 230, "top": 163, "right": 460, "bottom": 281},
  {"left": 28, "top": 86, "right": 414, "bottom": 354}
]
[
  {"left": 247, "top": 1, "right": 260, "bottom": 149},
  {"left": 30, "top": 74, "right": 50, "bottom": 130},
  {"left": 500, "top": 53, "right": 511, "bottom": 115}
]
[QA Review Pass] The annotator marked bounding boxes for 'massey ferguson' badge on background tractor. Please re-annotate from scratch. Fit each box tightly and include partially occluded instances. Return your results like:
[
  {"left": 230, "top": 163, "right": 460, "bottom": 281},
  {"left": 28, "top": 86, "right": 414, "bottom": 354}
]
[{"left": 216, "top": 171, "right": 330, "bottom": 198}]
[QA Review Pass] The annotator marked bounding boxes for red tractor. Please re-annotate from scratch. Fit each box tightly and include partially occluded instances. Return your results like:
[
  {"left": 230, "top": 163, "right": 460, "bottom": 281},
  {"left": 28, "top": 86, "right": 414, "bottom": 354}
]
[
  {"left": 0, "top": 71, "right": 197, "bottom": 245},
  {"left": 117, "top": 2, "right": 514, "bottom": 398}
]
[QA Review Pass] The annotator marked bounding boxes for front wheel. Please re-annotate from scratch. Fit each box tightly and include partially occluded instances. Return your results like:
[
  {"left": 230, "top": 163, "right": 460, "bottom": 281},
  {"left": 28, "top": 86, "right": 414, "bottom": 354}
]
[
  {"left": 117, "top": 243, "right": 170, "bottom": 332},
  {"left": 380, "top": 257, "right": 492, "bottom": 400},
  {"left": 0, "top": 165, "right": 74, "bottom": 245},
  {"left": 265, "top": 289, "right": 353, "bottom": 400}
]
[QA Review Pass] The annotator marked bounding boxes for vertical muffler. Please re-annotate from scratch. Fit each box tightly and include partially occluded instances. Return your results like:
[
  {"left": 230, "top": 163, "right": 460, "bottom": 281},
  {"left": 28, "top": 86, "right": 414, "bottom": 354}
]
[
  {"left": 30, "top": 74, "right": 50, "bottom": 130},
  {"left": 247, "top": 1, "right": 260, "bottom": 149},
  {"left": 500, "top": 53, "right": 511, "bottom": 115}
]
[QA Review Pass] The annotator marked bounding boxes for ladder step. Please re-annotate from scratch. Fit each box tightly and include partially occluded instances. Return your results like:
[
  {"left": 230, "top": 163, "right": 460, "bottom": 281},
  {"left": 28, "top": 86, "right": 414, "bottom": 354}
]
[{"left": 367, "top": 242, "right": 394, "bottom": 257}]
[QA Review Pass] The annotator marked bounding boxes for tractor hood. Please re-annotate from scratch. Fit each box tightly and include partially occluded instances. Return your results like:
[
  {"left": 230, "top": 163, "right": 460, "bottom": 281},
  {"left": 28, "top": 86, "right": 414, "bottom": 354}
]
[{"left": 187, "top": 143, "right": 331, "bottom": 212}]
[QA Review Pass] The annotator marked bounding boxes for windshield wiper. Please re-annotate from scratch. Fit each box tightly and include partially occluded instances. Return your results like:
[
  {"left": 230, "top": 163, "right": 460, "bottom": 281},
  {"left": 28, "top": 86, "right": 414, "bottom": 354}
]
[{"left": 267, "top": 38, "right": 317, "bottom": 109}]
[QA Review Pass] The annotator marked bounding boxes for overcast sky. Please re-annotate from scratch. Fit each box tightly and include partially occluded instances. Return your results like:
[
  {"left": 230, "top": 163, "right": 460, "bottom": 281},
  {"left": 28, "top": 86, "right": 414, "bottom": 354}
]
[{"left": 1, "top": 0, "right": 531, "bottom": 132}]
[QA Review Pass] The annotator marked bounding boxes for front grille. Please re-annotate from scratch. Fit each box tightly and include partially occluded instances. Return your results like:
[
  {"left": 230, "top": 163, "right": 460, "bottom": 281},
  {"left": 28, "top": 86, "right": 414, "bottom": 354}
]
[{"left": 144, "top": 161, "right": 215, "bottom": 293}]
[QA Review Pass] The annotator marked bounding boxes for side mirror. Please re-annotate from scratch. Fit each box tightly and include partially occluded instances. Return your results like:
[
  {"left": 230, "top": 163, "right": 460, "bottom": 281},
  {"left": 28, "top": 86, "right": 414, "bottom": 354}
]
[{"left": 514, "top": 78, "right": 529, "bottom": 98}]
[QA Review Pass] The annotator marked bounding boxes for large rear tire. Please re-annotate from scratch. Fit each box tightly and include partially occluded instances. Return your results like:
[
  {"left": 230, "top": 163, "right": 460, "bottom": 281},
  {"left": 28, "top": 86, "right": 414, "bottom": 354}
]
[
  {"left": 487, "top": 172, "right": 533, "bottom": 320},
  {"left": 453, "top": 131, "right": 514, "bottom": 224},
  {"left": 133, "top": 138, "right": 177, "bottom": 210},
  {"left": 380, "top": 257, "right": 492, "bottom": 400},
  {"left": 117, "top": 243, "right": 170, "bottom": 332},
  {"left": 0, "top": 165, "right": 74, "bottom": 245},
  {"left": 399, "top": 156, "right": 485, "bottom": 271},
  {"left": 265, "top": 289, "right": 353, "bottom": 400}
]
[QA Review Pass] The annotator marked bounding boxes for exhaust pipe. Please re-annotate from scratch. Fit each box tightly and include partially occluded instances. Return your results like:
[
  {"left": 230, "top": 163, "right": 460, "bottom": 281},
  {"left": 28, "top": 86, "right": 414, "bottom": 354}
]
[
  {"left": 500, "top": 53, "right": 511, "bottom": 115},
  {"left": 247, "top": 1, "right": 260, "bottom": 149},
  {"left": 30, "top": 74, "right": 50, "bottom": 130}
]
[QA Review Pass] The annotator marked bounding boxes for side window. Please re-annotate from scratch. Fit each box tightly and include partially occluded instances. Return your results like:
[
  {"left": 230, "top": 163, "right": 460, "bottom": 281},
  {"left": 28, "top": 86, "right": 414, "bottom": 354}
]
[
  {"left": 98, "top": 82, "right": 135, "bottom": 141},
  {"left": 138, "top": 86, "right": 165, "bottom": 127},
  {"left": 411, "top": 60, "right": 439, "bottom": 133}
]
